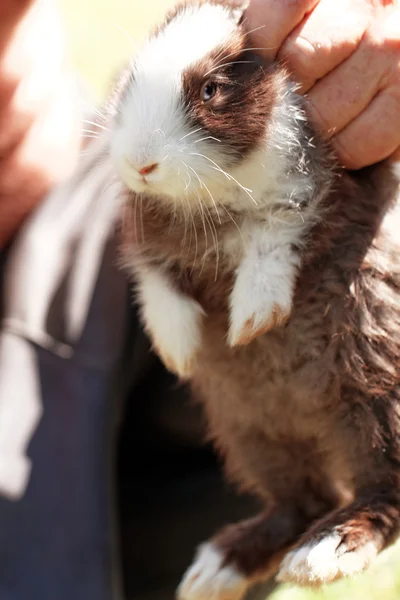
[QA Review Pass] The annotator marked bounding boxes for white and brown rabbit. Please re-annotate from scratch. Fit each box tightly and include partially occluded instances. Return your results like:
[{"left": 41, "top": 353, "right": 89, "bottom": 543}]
[{"left": 107, "top": 0, "right": 400, "bottom": 598}]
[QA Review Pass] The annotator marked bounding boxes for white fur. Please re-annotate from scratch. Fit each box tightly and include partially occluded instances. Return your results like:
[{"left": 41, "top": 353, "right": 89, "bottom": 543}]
[
  {"left": 227, "top": 221, "right": 303, "bottom": 346},
  {"left": 110, "top": 2, "right": 315, "bottom": 215},
  {"left": 178, "top": 542, "right": 249, "bottom": 600},
  {"left": 391, "top": 161, "right": 400, "bottom": 182},
  {"left": 135, "top": 267, "right": 205, "bottom": 378},
  {"left": 111, "top": 2, "right": 242, "bottom": 202},
  {"left": 111, "top": 0, "right": 319, "bottom": 358},
  {"left": 277, "top": 533, "right": 378, "bottom": 585}
]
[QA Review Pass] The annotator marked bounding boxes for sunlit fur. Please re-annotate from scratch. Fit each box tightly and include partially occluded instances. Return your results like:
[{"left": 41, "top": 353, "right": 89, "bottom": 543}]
[
  {"left": 108, "top": 2, "right": 400, "bottom": 598},
  {"left": 110, "top": 1, "right": 315, "bottom": 212}
]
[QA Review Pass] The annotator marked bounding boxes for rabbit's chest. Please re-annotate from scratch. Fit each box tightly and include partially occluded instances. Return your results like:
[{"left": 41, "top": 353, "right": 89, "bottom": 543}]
[{"left": 193, "top": 304, "right": 340, "bottom": 440}]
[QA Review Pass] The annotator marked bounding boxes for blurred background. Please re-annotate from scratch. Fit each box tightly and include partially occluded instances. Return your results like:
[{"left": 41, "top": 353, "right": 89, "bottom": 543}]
[
  {"left": 59, "top": 0, "right": 177, "bottom": 102},
  {"left": 58, "top": 1, "right": 400, "bottom": 599}
]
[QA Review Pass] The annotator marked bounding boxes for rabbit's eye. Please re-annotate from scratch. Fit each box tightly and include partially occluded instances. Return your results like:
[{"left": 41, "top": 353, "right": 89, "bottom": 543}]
[{"left": 200, "top": 80, "right": 218, "bottom": 103}]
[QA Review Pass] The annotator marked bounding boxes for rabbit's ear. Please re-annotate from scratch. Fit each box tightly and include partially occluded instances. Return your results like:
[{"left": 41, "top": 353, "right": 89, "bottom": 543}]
[{"left": 229, "top": 0, "right": 250, "bottom": 25}]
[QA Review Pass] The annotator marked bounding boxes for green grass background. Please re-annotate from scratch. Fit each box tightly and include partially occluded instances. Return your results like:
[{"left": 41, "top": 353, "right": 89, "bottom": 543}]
[{"left": 58, "top": 1, "right": 400, "bottom": 598}]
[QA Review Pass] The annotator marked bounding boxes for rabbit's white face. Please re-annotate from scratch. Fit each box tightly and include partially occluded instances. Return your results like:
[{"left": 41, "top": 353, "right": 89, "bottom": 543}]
[{"left": 110, "top": 1, "right": 279, "bottom": 209}]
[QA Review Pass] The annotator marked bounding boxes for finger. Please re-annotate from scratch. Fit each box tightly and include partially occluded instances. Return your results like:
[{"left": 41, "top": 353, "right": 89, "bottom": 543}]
[
  {"left": 331, "top": 87, "right": 400, "bottom": 169},
  {"left": 305, "top": 42, "right": 391, "bottom": 139},
  {"left": 278, "top": 0, "right": 372, "bottom": 92},
  {"left": 245, "top": 0, "right": 320, "bottom": 61},
  {"left": 305, "top": 7, "right": 400, "bottom": 138}
]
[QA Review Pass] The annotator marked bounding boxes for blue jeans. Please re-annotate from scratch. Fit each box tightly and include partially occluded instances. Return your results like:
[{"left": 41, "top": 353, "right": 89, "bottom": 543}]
[{"left": 0, "top": 147, "right": 132, "bottom": 599}]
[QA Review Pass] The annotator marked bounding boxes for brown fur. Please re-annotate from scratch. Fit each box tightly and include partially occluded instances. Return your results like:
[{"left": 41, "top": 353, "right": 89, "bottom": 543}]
[
  {"left": 113, "top": 0, "right": 400, "bottom": 591},
  {"left": 182, "top": 45, "right": 277, "bottom": 163},
  {"left": 119, "top": 161, "right": 400, "bottom": 586}
]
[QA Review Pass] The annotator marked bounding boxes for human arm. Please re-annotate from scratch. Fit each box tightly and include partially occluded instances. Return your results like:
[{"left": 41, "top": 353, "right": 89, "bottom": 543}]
[{"left": 0, "top": 0, "right": 81, "bottom": 248}]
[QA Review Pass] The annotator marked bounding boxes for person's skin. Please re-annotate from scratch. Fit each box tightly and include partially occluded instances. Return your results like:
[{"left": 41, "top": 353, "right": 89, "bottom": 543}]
[
  {"left": 0, "top": 0, "right": 81, "bottom": 249},
  {"left": 246, "top": 0, "right": 400, "bottom": 170}
]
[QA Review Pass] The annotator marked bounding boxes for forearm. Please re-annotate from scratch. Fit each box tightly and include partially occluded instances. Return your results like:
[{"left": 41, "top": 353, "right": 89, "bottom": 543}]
[{"left": 0, "top": 0, "right": 82, "bottom": 248}]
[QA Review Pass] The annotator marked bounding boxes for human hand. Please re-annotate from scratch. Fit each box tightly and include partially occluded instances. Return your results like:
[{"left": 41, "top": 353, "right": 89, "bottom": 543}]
[
  {"left": 246, "top": 0, "right": 400, "bottom": 170},
  {"left": 0, "top": 0, "right": 81, "bottom": 248}
]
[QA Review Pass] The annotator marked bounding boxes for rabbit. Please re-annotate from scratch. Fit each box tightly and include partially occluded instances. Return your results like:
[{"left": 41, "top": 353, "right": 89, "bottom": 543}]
[{"left": 106, "top": 1, "right": 400, "bottom": 598}]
